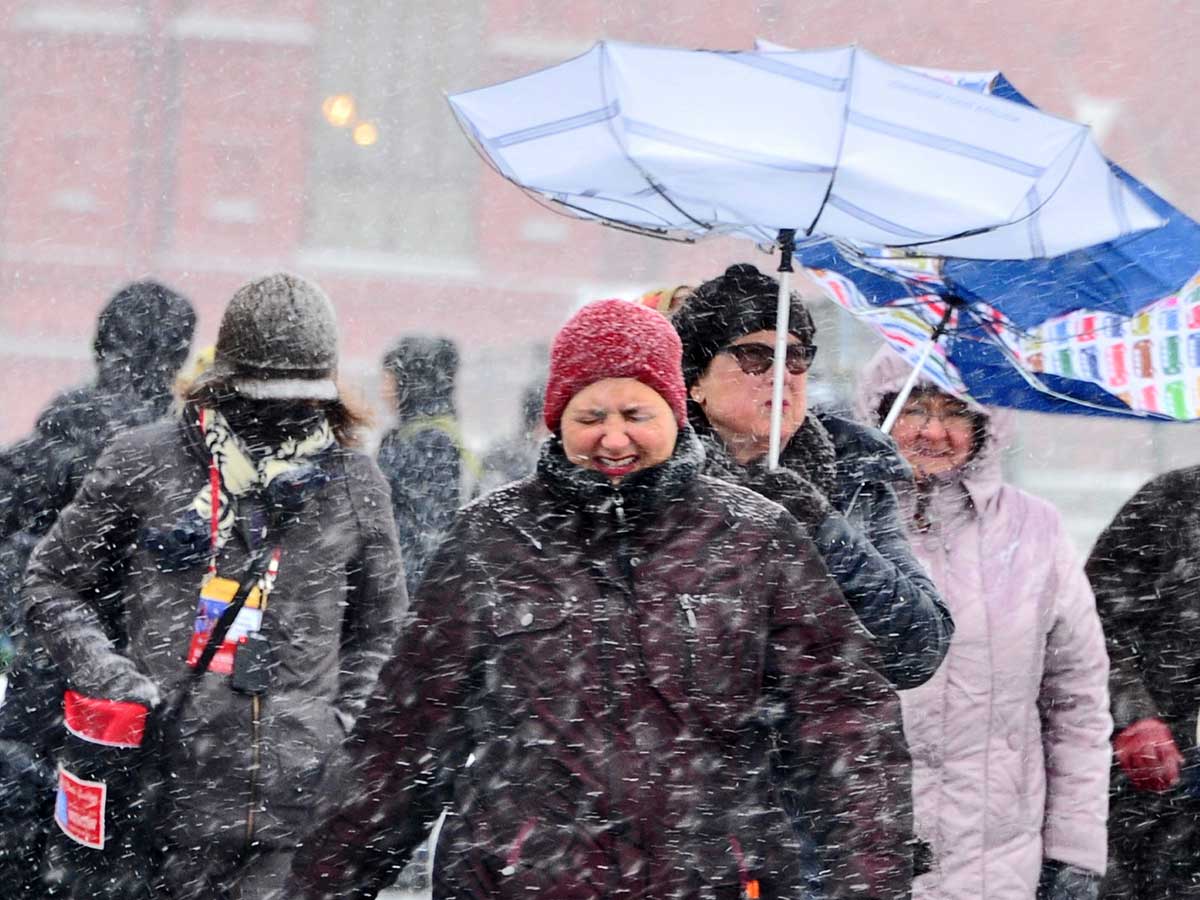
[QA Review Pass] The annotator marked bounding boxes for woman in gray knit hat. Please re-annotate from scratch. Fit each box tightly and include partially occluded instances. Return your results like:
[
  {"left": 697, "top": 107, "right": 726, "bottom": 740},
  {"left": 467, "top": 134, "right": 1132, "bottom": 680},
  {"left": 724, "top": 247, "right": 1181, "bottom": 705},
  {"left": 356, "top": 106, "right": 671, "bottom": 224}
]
[{"left": 22, "top": 273, "right": 406, "bottom": 899}]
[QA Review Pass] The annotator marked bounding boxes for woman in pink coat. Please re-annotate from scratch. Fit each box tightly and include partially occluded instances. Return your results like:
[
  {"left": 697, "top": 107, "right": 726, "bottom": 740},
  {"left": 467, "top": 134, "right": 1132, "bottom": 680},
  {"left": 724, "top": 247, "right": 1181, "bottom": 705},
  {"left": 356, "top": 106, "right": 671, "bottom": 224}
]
[{"left": 857, "top": 348, "right": 1112, "bottom": 900}]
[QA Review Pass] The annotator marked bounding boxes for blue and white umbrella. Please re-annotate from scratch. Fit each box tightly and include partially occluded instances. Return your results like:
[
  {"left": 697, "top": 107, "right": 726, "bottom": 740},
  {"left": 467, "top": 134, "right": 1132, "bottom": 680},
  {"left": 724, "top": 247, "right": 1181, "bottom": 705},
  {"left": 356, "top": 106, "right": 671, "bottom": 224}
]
[
  {"left": 748, "top": 40, "right": 1200, "bottom": 423},
  {"left": 448, "top": 40, "right": 1164, "bottom": 461}
]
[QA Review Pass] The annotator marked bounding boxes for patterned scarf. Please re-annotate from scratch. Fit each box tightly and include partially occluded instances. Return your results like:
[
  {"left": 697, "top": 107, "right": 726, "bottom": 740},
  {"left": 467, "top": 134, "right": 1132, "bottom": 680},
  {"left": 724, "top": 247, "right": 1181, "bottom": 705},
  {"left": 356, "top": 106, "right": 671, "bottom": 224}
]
[{"left": 194, "top": 407, "right": 335, "bottom": 556}]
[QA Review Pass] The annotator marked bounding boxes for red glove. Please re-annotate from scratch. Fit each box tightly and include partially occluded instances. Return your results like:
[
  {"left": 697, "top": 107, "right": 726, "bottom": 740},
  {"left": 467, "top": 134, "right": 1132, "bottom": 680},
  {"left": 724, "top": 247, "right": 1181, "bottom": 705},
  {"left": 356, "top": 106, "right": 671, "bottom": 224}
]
[{"left": 1113, "top": 717, "right": 1184, "bottom": 792}]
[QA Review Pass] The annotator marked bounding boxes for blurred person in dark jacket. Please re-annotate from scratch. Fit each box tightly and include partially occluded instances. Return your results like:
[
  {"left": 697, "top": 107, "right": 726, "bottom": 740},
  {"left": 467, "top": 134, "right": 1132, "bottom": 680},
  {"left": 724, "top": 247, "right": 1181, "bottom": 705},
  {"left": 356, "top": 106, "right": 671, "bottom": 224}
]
[
  {"left": 287, "top": 298, "right": 912, "bottom": 900},
  {"left": 1087, "top": 467, "right": 1200, "bottom": 900},
  {"left": 22, "top": 273, "right": 405, "bottom": 899},
  {"left": 0, "top": 280, "right": 194, "bottom": 898},
  {"left": 376, "top": 335, "right": 472, "bottom": 594},
  {"left": 475, "top": 377, "right": 547, "bottom": 496}
]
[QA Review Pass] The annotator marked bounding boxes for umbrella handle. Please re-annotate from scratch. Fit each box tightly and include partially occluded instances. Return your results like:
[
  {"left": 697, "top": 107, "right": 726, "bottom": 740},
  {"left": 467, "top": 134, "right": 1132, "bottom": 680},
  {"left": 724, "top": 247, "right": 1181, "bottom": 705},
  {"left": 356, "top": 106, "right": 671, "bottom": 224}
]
[{"left": 769, "top": 231, "right": 797, "bottom": 470}]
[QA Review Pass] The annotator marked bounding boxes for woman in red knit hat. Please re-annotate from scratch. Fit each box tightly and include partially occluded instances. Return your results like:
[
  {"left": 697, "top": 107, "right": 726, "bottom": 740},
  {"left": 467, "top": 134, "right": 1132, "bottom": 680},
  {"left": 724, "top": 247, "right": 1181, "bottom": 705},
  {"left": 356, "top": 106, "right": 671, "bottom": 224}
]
[{"left": 288, "top": 298, "right": 913, "bottom": 900}]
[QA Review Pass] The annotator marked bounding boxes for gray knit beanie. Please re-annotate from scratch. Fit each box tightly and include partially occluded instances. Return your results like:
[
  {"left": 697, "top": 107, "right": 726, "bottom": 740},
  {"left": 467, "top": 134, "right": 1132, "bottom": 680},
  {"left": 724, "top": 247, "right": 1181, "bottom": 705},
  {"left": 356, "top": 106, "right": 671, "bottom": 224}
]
[{"left": 205, "top": 273, "right": 339, "bottom": 401}]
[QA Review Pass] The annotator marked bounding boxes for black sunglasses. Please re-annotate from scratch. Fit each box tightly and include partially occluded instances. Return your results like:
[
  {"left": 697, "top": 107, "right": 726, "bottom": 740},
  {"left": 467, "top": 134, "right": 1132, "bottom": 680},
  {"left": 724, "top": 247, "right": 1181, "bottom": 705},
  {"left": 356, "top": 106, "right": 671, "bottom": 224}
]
[{"left": 721, "top": 342, "right": 817, "bottom": 376}]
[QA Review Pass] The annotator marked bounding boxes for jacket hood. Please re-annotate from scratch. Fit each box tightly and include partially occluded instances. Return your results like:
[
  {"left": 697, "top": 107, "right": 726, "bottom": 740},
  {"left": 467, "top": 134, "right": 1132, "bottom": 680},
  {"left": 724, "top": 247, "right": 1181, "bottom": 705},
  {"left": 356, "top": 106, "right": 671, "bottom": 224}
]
[
  {"left": 383, "top": 335, "right": 458, "bottom": 420},
  {"left": 854, "top": 345, "right": 1013, "bottom": 506},
  {"left": 94, "top": 281, "right": 196, "bottom": 401}
]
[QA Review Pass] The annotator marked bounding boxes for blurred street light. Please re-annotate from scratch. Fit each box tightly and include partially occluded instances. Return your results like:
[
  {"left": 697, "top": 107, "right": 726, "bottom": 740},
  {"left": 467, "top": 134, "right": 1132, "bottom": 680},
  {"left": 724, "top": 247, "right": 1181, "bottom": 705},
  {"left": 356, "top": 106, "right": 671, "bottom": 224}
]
[
  {"left": 322, "top": 94, "right": 356, "bottom": 127},
  {"left": 353, "top": 121, "right": 378, "bottom": 146}
]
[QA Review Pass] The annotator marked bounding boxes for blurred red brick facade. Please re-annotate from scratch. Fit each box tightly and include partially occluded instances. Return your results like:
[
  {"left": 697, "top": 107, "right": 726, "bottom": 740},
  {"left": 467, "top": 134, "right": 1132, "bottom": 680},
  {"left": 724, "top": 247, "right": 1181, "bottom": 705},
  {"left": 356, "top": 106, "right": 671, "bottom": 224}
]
[{"left": 0, "top": 0, "right": 1195, "bottom": 444}]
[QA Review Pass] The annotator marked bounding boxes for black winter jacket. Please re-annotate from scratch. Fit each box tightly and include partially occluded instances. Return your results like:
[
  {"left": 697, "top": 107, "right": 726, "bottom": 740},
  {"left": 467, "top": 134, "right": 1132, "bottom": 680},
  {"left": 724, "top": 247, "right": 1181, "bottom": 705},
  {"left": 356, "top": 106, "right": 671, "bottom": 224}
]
[
  {"left": 702, "top": 413, "right": 952, "bottom": 689},
  {"left": 22, "top": 414, "right": 405, "bottom": 860},
  {"left": 288, "top": 430, "right": 913, "bottom": 900},
  {"left": 1086, "top": 466, "right": 1200, "bottom": 898}
]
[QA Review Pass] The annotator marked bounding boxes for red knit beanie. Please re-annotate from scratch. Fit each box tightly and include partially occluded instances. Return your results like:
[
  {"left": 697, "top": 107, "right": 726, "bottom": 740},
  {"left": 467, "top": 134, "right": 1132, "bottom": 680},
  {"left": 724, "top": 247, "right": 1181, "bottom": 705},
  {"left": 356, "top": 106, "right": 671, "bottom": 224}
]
[{"left": 544, "top": 299, "right": 688, "bottom": 432}]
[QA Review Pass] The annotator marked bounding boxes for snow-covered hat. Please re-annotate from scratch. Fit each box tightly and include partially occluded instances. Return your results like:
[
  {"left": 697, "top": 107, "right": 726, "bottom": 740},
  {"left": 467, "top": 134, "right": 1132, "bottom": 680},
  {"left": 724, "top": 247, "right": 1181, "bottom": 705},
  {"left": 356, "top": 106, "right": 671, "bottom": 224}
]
[
  {"left": 543, "top": 298, "right": 687, "bottom": 432},
  {"left": 204, "top": 273, "right": 339, "bottom": 401}
]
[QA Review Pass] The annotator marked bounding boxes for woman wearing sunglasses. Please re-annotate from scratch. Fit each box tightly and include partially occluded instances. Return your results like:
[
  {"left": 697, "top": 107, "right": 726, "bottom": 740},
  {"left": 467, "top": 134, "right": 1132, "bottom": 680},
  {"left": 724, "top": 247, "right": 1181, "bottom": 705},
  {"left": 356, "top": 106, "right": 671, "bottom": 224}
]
[{"left": 673, "top": 264, "right": 953, "bottom": 692}]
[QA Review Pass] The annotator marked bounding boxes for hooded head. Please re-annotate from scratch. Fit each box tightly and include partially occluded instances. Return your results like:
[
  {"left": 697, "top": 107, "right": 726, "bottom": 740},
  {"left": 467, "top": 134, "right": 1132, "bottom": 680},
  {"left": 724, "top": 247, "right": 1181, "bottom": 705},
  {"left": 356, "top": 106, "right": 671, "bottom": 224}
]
[
  {"left": 94, "top": 281, "right": 196, "bottom": 402},
  {"left": 855, "top": 345, "right": 1008, "bottom": 497},
  {"left": 519, "top": 378, "right": 547, "bottom": 435},
  {"left": 383, "top": 335, "right": 459, "bottom": 421}
]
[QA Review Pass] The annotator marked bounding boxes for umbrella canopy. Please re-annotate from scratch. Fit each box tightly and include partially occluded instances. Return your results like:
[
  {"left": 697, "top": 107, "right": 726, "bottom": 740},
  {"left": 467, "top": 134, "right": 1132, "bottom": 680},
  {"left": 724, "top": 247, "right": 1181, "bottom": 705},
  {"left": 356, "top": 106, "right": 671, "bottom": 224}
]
[
  {"left": 448, "top": 41, "right": 1161, "bottom": 258},
  {"left": 449, "top": 40, "right": 1168, "bottom": 458},
  {"left": 782, "top": 56, "right": 1200, "bottom": 420}
]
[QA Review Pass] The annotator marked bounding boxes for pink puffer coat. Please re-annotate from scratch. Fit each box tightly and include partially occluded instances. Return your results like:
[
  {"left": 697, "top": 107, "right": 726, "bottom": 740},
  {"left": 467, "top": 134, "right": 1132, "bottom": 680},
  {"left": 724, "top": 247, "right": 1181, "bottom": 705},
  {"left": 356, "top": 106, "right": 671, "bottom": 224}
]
[{"left": 856, "top": 349, "right": 1112, "bottom": 899}]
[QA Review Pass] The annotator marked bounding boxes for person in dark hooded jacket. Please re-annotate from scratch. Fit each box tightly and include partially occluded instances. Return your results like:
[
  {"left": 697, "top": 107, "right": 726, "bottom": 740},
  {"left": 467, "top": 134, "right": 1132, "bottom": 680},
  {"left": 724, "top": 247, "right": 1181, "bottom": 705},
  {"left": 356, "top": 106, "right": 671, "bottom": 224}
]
[
  {"left": 671, "top": 264, "right": 952, "bottom": 691},
  {"left": 1086, "top": 467, "right": 1200, "bottom": 899},
  {"left": 287, "top": 298, "right": 913, "bottom": 900},
  {"left": 0, "top": 280, "right": 194, "bottom": 898},
  {"left": 22, "top": 273, "right": 405, "bottom": 900},
  {"left": 475, "top": 377, "right": 548, "bottom": 496},
  {"left": 376, "top": 335, "right": 470, "bottom": 594}
]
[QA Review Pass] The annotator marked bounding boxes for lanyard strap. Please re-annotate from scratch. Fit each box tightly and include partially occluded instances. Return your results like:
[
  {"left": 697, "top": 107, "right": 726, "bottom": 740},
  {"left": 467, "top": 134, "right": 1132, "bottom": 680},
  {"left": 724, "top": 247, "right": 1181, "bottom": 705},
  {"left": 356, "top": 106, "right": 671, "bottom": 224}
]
[{"left": 198, "top": 408, "right": 222, "bottom": 577}]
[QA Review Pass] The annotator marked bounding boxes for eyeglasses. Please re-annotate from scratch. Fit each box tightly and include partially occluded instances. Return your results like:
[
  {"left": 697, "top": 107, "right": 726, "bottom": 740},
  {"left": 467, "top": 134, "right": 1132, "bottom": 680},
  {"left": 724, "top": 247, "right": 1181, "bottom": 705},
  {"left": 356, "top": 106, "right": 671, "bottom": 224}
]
[
  {"left": 897, "top": 403, "right": 974, "bottom": 428},
  {"left": 721, "top": 342, "right": 817, "bottom": 376}
]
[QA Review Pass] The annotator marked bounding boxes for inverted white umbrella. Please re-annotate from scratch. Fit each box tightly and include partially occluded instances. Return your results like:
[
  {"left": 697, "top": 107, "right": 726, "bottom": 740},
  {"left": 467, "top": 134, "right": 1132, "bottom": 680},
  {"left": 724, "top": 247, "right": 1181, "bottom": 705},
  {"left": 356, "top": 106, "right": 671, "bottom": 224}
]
[{"left": 448, "top": 41, "right": 1163, "bottom": 465}]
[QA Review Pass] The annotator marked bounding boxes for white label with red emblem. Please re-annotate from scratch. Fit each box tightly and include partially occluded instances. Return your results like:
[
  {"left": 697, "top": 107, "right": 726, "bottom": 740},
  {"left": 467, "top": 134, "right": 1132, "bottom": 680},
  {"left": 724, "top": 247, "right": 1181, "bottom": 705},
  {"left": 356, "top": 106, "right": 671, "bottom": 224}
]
[{"left": 55, "top": 766, "right": 107, "bottom": 849}]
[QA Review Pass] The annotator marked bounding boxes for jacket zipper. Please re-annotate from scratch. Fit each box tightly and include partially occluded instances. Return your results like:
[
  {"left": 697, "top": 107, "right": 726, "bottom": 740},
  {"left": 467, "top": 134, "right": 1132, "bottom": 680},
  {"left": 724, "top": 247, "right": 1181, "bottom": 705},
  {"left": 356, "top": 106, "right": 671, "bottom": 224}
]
[
  {"left": 246, "top": 694, "right": 260, "bottom": 843},
  {"left": 679, "top": 595, "right": 697, "bottom": 630}
]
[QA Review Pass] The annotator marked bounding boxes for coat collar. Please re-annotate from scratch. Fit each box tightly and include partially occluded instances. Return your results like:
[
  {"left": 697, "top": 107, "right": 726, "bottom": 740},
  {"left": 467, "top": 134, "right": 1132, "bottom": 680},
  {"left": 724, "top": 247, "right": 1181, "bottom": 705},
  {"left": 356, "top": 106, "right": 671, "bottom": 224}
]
[{"left": 536, "top": 425, "right": 705, "bottom": 526}]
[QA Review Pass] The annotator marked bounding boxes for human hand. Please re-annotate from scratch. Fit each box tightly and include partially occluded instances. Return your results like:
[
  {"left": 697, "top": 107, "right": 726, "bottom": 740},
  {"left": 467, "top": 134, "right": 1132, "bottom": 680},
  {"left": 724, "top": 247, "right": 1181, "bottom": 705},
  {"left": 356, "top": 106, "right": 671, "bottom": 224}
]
[{"left": 1113, "top": 717, "right": 1183, "bottom": 792}]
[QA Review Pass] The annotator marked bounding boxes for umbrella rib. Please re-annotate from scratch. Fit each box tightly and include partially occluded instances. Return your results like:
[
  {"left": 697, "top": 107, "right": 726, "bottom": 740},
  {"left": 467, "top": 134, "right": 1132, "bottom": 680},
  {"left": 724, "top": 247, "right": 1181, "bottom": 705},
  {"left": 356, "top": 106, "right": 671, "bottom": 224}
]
[
  {"left": 805, "top": 48, "right": 857, "bottom": 237},
  {"left": 847, "top": 111, "right": 1045, "bottom": 177},
  {"left": 595, "top": 44, "right": 714, "bottom": 234},
  {"left": 890, "top": 129, "right": 1091, "bottom": 254}
]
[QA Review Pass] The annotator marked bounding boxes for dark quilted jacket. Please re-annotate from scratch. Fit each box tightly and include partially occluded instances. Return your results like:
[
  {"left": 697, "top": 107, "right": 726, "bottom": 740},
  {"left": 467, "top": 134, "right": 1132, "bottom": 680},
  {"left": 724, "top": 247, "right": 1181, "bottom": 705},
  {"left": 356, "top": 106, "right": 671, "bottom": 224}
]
[{"left": 288, "top": 428, "right": 912, "bottom": 900}]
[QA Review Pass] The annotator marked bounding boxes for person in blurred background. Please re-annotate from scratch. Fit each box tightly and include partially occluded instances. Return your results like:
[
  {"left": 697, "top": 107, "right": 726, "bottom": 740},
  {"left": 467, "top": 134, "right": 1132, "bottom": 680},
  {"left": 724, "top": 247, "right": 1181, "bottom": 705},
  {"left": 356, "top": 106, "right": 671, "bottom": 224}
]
[
  {"left": 672, "top": 263, "right": 952, "bottom": 691},
  {"left": 0, "top": 280, "right": 195, "bottom": 899},
  {"left": 475, "top": 377, "right": 547, "bottom": 495},
  {"left": 1086, "top": 464, "right": 1200, "bottom": 899},
  {"left": 22, "top": 273, "right": 404, "bottom": 900},
  {"left": 376, "top": 335, "right": 473, "bottom": 595},
  {"left": 858, "top": 347, "right": 1111, "bottom": 900},
  {"left": 287, "top": 298, "right": 912, "bottom": 900}
]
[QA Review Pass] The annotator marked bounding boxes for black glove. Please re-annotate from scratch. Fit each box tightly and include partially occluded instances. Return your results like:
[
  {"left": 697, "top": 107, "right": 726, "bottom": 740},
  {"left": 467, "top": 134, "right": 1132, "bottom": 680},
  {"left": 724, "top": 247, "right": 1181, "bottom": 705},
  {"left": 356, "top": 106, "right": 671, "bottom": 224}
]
[
  {"left": 1036, "top": 859, "right": 1102, "bottom": 900},
  {"left": 735, "top": 464, "right": 832, "bottom": 531}
]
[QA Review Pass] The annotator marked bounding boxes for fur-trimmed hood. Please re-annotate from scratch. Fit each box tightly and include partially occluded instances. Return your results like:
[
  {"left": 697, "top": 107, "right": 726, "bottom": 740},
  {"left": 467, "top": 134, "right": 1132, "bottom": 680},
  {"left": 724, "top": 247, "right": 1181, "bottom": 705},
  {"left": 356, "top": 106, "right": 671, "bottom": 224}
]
[{"left": 854, "top": 345, "right": 1014, "bottom": 508}]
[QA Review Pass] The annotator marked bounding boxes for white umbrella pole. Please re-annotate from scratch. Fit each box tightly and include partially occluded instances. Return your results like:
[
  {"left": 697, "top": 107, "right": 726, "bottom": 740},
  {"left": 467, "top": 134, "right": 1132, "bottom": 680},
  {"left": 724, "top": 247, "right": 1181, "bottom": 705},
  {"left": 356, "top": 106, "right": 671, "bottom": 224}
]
[
  {"left": 879, "top": 301, "right": 958, "bottom": 435},
  {"left": 879, "top": 336, "right": 940, "bottom": 434},
  {"left": 768, "top": 229, "right": 797, "bottom": 470}
]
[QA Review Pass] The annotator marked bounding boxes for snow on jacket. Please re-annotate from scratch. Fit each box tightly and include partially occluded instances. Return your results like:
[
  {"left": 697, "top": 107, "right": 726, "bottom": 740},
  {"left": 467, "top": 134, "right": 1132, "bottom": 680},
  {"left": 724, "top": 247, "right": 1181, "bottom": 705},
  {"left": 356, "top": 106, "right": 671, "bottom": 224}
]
[
  {"left": 288, "top": 427, "right": 913, "bottom": 900},
  {"left": 22, "top": 413, "right": 405, "bottom": 855},
  {"left": 0, "top": 283, "right": 194, "bottom": 898},
  {"left": 699, "top": 412, "right": 953, "bottom": 689},
  {"left": 1086, "top": 464, "right": 1200, "bottom": 897},
  {"left": 856, "top": 350, "right": 1111, "bottom": 899}
]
